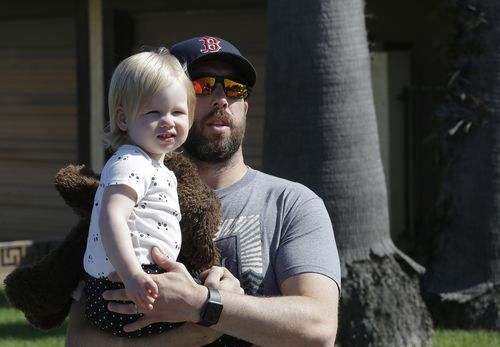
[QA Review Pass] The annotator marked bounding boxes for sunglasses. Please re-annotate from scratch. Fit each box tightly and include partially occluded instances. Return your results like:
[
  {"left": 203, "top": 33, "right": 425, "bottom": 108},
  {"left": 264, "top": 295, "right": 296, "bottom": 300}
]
[{"left": 191, "top": 76, "right": 250, "bottom": 99}]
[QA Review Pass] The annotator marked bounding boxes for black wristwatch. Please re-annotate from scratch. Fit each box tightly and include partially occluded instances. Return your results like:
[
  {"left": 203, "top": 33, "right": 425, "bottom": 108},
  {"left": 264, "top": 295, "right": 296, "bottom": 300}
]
[{"left": 198, "top": 287, "right": 223, "bottom": 326}]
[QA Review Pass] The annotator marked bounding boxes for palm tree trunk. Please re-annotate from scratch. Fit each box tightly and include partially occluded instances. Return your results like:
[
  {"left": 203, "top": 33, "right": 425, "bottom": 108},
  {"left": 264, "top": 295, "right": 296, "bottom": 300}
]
[
  {"left": 264, "top": 0, "right": 432, "bottom": 346},
  {"left": 426, "top": 0, "right": 500, "bottom": 330}
]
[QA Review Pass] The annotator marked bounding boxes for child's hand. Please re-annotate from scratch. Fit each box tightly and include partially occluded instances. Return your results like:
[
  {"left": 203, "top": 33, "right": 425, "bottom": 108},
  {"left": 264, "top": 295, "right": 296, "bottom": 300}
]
[{"left": 123, "top": 272, "right": 158, "bottom": 311}]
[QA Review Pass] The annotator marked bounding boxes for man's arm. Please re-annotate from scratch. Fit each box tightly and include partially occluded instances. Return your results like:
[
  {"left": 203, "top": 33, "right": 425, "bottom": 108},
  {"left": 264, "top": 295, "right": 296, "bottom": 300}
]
[
  {"left": 214, "top": 273, "right": 339, "bottom": 347},
  {"left": 66, "top": 247, "right": 248, "bottom": 347},
  {"left": 65, "top": 298, "right": 221, "bottom": 347},
  {"left": 108, "top": 249, "right": 339, "bottom": 347}
]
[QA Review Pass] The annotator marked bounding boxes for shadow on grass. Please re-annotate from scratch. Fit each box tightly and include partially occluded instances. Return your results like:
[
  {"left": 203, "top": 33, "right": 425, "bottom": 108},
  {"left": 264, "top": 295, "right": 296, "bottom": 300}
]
[
  {"left": 0, "top": 288, "right": 66, "bottom": 340},
  {"left": 0, "top": 321, "right": 66, "bottom": 340}
]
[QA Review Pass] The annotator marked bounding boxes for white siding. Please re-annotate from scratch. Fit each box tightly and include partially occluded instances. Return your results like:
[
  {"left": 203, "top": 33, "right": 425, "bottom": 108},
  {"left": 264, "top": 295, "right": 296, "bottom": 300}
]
[{"left": 0, "top": 17, "right": 78, "bottom": 241}]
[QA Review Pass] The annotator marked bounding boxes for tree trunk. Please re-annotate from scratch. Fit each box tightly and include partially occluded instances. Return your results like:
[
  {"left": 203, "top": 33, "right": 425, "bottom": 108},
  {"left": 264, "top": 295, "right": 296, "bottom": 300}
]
[
  {"left": 264, "top": 0, "right": 432, "bottom": 346},
  {"left": 426, "top": 0, "right": 500, "bottom": 330}
]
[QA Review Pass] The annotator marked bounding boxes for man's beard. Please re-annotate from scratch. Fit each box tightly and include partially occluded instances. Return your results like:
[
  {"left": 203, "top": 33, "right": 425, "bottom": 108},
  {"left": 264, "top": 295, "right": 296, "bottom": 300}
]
[{"left": 183, "top": 108, "right": 245, "bottom": 163}]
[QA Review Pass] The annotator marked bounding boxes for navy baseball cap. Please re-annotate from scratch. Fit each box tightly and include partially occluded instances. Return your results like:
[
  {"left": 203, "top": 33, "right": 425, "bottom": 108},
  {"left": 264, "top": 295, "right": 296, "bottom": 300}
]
[{"left": 170, "top": 36, "right": 256, "bottom": 87}]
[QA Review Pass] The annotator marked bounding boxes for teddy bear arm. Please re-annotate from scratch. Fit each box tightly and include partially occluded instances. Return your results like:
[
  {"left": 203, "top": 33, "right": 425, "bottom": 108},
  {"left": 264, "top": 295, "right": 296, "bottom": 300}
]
[{"left": 3, "top": 218, "right": 89, "bottom": 330}]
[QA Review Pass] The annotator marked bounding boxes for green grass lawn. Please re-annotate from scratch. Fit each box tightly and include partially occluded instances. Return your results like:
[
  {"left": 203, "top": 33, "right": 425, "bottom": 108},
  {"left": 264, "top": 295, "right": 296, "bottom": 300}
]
[
  {"left": 433, "top": 329, "right": 500, "bottom": 347},
  {"left": 1, "top": 286, "right": 499, "bottom": 347},
  {"left": 0, "top": 287, "right": 66, "bottom": 347}
]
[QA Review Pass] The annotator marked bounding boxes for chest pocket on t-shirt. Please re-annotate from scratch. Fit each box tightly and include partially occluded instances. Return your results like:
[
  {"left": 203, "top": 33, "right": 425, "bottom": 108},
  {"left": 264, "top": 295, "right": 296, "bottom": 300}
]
[{"left": 215, "top": 235, "right": 241, "bottom": 280}]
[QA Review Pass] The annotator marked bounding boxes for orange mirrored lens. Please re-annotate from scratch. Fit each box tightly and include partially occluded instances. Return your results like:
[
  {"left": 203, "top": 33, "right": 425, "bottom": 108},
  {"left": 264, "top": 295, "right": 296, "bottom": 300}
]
[
  {"left": 192, "top": 77, "right": 215, "bottom": 95},
  {"left": 224, "top": 79, "right": 248, "bottom": 98},
  {"left": 192, "top": 76, "right": 249, "bottom": 99}
]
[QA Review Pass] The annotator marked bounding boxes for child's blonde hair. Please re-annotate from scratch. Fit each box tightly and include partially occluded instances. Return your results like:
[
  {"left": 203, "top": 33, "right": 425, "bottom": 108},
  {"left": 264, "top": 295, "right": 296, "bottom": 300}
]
[{"left": 104, "top": 48, "right": 196, "bottom": 152}]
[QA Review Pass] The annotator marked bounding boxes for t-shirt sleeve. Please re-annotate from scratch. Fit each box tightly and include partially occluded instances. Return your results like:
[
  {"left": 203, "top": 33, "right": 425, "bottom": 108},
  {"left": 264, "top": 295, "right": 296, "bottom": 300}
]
[
  {"left": 275, "top": 196, "right": 341, "bottom": 291},
  {"left": 103, "top": 154, "right": 151, "bottom": 202}
]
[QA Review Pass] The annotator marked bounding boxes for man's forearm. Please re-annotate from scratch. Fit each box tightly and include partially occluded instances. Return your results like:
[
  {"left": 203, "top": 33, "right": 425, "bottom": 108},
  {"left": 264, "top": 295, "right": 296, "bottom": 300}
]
[
  {"left": 215, "top": 295, "right": 338, "bottom": 347},
  {"left": 103, "top": 257, "right": 339, "bottom": 346},
  {"left": 213, "top": 283, "right": 339, "bottom": 347},
  {"left": 65, "top": 299, "right": 221, "bottom": 347}
]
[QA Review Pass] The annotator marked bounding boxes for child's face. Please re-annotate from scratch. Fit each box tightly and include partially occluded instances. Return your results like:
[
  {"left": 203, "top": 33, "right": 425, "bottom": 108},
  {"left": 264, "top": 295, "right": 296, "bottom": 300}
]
[{"left": 123, "top": 80, "right": 190, "bottom": 161}]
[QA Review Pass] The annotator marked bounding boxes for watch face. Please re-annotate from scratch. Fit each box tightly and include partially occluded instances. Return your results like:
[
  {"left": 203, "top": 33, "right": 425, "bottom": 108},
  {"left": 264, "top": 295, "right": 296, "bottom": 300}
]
[
  {"left": 200, "top": 288, "right": 223, "bottom": 326},
  {"left": 204, "top": 300, "right": 223, "bottom": 325}
]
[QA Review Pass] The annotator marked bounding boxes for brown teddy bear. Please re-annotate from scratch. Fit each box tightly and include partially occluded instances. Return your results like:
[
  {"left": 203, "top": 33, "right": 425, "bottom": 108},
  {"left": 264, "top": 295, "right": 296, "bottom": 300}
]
[{"left": 3, "top": 153, "right": 221, "bottom": 330}]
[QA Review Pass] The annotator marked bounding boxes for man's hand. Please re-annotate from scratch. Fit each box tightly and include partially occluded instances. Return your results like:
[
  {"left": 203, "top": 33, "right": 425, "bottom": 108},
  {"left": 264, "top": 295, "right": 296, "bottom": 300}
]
[
  {"left": 65, "top": 299, "right": 227, "bottom": 347},
  {"left": 105, "top": 247, "right": 206, "bottom": 332},
  {"left": 199, "top": 265, "right": 244, "bottom": 294},
  {"left": 103, "top": 247, "right": 245, "bottom": 334}
]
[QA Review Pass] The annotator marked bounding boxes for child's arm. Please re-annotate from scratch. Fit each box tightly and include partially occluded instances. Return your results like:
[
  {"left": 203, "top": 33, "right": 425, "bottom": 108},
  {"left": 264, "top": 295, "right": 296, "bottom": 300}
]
[{"left": 99, "top": 184, "right": 158, "bottom": 310}]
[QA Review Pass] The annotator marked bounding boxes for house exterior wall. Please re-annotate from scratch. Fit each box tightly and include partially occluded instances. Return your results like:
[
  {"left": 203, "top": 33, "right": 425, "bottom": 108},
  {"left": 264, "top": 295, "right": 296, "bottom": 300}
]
[
  {"left": 367, "top": 0, "right": 451, "bottom": 246},
  {"left": 0, "top": 16, "right": 78, "bottom": 241},
  {"left": 0, "top": 1, "right": 452, "bottom": 257}
]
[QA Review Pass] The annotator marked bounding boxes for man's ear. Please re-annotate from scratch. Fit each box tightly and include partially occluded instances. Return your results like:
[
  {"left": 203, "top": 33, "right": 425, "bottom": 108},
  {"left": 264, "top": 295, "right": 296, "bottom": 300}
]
[
  {"left": 116, "top": 107, "right": 128, "bottom": 131},
  {"left": 243, "top": 100, "right": 249, "bottom": 116}
]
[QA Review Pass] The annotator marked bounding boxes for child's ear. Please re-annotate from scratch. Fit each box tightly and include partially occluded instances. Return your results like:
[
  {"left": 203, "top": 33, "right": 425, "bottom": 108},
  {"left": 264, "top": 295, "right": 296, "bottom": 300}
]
[{"left": 116, "top": 107, "right": 128, "bottom": 131}]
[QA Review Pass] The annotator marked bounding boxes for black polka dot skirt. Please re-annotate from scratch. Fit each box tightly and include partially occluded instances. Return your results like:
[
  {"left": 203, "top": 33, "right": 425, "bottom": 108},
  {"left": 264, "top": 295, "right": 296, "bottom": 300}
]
[
  {"left": 84, "top": 264, "right": 182, "bottom": 338},
  {"left": 203, "top": 335, "right": 253, "bottom": 347}
]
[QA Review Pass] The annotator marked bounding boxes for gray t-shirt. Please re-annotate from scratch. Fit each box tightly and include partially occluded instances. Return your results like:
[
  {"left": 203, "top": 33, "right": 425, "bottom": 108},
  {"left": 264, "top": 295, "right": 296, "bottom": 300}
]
[{"left": 214, "top": 168, "right": 341, "bottom": 295}]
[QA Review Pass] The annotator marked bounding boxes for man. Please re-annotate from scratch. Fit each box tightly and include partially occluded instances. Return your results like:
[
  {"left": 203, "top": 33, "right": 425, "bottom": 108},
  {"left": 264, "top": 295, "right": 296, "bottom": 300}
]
[{"left": 66, "top": 36, "right": 341, "bottom": 347}]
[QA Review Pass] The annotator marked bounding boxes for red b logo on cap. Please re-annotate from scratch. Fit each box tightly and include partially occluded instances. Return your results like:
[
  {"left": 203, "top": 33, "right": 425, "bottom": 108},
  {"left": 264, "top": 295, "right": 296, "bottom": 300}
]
[{"left": 199, "top": 37, "right": 221, "bottom": 53}]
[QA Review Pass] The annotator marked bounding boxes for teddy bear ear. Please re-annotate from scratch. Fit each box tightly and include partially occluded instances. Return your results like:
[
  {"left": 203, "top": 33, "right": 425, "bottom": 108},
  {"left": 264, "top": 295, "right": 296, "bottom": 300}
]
[{"left": 54, "top": 165, "right": 100, "bottom": 218}]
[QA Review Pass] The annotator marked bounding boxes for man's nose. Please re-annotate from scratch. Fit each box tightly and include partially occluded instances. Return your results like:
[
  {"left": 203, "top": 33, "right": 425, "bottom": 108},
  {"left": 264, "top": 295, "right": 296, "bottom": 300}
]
[{"left": 211, "top": 83, "right": 229, "bottom": 109}]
